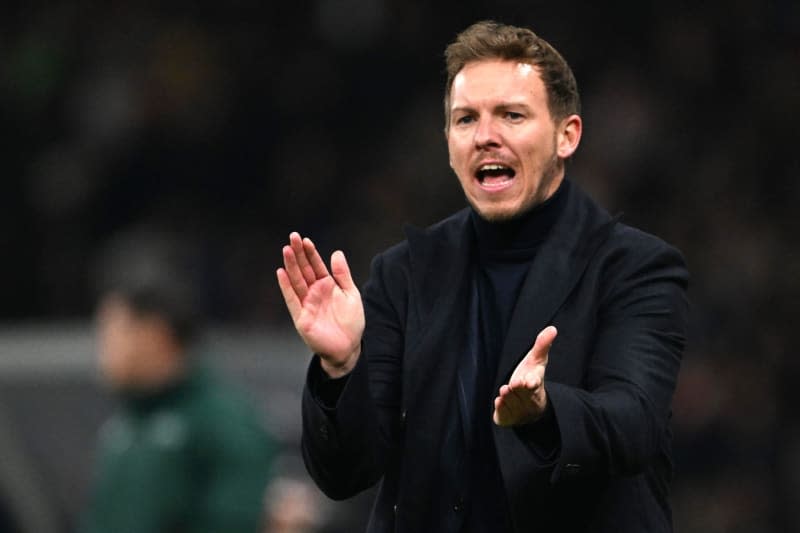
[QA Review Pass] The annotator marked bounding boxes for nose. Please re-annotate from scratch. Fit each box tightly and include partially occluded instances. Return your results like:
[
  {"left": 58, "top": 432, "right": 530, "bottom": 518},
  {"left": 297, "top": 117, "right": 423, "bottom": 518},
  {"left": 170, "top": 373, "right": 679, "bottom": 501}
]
[{"left": 474, "top": 116, "right": 501, "bottom": 150}]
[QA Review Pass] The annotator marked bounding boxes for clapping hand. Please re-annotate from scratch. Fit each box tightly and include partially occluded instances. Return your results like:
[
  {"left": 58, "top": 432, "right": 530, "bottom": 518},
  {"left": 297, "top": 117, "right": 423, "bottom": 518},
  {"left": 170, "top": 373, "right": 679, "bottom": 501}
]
[
  {"left": 493, "top": 326, "right": 557, "bottom": 426},
  {"left": 276, "top": 232, "right": 365, "bottom": 378}
]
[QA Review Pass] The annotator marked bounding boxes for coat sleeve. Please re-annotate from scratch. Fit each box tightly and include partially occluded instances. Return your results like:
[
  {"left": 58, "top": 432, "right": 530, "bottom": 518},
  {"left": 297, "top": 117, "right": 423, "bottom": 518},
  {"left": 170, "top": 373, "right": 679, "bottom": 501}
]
[
  {"left": 301, "top": 249, "right": 406, "bottom": 500},
  {"left": 543, "top": 231, "right": 689, "bottom": 482}
]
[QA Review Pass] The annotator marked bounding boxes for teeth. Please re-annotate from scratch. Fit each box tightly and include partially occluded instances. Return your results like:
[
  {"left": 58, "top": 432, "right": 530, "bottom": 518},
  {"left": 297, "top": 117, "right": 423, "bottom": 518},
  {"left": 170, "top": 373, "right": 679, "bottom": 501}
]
[{"left": 480, "top": 164, "right": 510, "bottom": 171}]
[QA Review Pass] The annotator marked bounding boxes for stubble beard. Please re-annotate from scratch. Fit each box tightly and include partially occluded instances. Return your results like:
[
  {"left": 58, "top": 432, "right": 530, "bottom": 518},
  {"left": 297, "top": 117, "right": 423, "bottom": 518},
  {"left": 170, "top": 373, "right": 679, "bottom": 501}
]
[{"left": 468, "top": 149, "right": 563, "bottom": 223}]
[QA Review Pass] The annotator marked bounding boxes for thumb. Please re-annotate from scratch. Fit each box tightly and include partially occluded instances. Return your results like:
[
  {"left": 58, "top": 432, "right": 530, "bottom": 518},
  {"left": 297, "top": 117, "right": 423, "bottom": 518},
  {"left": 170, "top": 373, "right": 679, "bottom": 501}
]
[
  {"left": 331, "top": 250, "right": 357, "bottom": 292},
  {"left": 529, "top": 325, "right": 557, "bottom": 365}
]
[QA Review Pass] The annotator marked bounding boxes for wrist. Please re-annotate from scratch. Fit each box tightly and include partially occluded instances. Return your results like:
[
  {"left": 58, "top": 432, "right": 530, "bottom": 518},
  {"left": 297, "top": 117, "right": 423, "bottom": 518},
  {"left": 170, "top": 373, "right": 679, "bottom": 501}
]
[{"left": 320, "top": 344, "right": 361, "bottom": 378}]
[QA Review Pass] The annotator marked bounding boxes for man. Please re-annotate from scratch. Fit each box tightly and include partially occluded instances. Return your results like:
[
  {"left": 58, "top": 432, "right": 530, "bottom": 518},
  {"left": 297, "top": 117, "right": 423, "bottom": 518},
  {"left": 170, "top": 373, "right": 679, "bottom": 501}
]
[
  {"left": 277, "top": 20, "right": 688, "bottom": 532},
  {"left": 82, "top": 236, "right": 276, "bottom": 533}
]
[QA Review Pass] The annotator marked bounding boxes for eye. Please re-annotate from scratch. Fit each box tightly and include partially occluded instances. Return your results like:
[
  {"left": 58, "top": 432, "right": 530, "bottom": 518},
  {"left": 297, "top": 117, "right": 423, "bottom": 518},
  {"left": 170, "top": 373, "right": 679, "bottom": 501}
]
[
  {"left": 505, "top": 111, "right": 524, "bottom": 121},
  {"left": 454, "top": 114, "right": 475, "bottom": 126}
]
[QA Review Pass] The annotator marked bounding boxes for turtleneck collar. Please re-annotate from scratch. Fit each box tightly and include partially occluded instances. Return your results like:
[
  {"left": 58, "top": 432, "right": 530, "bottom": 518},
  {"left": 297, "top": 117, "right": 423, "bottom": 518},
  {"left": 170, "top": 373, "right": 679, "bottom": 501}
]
[{"left": 470, "top": 178, "right": 570, "bottom": 260}]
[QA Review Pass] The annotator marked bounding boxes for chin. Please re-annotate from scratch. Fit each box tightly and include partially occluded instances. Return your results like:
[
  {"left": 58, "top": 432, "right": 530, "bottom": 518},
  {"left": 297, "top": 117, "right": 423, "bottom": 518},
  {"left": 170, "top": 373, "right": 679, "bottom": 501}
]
[
  {"left": 477, "top": 211, "right": 514, "bottom": 222},
  {"left": 469, "top": 196, "right": 531, "bottom": 222}
]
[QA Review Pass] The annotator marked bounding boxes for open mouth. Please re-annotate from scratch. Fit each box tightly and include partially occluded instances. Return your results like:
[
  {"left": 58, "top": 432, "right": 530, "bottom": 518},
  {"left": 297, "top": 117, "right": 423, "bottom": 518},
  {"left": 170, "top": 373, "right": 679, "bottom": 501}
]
[{"left": 476, "top": 164, "right": 516, "bottom": 188}]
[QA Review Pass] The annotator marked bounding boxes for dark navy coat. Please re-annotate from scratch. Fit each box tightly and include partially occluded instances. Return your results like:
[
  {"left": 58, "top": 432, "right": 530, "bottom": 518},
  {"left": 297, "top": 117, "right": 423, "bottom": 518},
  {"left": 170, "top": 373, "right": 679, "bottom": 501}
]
[{"left": 302, "top": 180, "right": 689, "bottom": 532}]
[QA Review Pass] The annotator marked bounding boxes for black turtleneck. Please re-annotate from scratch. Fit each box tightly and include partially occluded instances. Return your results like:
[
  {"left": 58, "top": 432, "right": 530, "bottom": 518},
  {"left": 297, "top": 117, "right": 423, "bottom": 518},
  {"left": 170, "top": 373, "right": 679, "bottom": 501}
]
[{"left": 464, "top": 179, "right": 569, "bottom": 533}]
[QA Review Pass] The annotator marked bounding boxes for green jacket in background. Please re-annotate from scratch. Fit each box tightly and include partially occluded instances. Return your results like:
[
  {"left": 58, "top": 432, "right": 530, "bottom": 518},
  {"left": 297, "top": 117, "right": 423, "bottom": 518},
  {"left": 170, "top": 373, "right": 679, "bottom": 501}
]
[{"left": 81, "top": 363, "right": 277, "bottom": 533}]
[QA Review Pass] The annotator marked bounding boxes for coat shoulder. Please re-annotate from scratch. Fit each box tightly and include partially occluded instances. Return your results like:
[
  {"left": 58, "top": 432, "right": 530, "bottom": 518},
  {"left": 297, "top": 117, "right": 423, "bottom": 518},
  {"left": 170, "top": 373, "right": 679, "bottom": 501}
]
[
  {"left": 591, "top": 221, "right": 690, "bottom": 311},
  {"left": 401, "top": 207, "right": 471, "bottom": 250},
  {"left": 373, "top": 207, "right": 471, "bottom": 273},
  {"left": 604, "top": 221, "right": 688, "bottom": 271}
]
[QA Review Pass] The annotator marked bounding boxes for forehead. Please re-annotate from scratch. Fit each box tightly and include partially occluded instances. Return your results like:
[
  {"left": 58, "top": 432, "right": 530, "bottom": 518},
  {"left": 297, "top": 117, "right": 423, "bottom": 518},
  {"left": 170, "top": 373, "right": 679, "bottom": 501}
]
[
  {"left": 450, "top": 59, "right": 546, "bottom": 107},
  {"left": 98, "top": 294, "right": 136, "bottom": 324}
]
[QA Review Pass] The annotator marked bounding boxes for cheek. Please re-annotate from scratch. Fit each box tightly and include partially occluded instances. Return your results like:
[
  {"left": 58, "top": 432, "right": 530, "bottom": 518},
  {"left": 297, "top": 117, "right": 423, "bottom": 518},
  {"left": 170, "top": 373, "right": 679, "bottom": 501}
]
[
  {"left": 98, "top": 326, "right": 136, "bottom": 382},
  {"left": 447, "top": 156, "right": 469, "bottom": 183},
  {"left": 520, "top": 146, "right": 550, "bottom": 179},
  {"left": 447, "top": 137, "right": 470, "bottom": 165}
]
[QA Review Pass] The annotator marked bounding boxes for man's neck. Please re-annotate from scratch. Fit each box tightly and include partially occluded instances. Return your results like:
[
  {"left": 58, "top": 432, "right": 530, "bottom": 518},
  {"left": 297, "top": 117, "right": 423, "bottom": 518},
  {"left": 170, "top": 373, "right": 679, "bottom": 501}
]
[{"left": 471, "top": 178, "right": 570, "bottom": 255}]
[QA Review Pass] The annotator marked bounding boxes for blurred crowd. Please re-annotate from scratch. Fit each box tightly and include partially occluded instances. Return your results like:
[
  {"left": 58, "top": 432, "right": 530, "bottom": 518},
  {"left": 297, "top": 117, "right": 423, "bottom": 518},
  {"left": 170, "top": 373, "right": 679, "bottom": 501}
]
[{"left": 1, "top": 1, "right": 798, "bottom": 532}]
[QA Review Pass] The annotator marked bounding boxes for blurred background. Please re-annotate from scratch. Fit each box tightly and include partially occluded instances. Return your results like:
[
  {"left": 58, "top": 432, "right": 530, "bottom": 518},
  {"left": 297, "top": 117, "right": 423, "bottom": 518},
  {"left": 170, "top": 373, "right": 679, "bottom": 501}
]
[{"left": 0, "top": 1, "right": 798, "bottom": 532}]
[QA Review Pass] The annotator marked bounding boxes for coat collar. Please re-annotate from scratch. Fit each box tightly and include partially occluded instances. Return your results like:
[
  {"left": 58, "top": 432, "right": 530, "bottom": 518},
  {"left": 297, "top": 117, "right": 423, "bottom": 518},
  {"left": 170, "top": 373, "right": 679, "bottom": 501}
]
[
  {"left": 402, "top": 180, "right": 617, "bottom": 386},
  {"left": 403, "top": 206, "right": 474, "bottom": 326}
]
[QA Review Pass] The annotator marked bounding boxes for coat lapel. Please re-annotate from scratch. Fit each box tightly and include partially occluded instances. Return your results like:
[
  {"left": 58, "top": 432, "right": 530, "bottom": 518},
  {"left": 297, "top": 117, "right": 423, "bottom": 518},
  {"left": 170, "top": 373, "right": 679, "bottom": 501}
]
[
  {"left": 402, "top": 208, "right": 474, "bottom": 406},
  {"left": 399, "top": 209, "right": 476, "bottom": 521},
  {"left": 403, "top": 208, "right": 474, "bottom": 345},
  {"left": 494, "top": 183, "right": 618, "bottom": 390}
]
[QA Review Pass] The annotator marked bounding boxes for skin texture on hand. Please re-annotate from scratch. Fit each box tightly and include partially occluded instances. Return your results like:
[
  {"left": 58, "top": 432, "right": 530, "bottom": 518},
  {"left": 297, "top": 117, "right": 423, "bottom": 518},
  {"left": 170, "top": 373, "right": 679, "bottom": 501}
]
[
  {"left": 276, "top": 232, "right": 365, "bottom": 378},
  {"left": 493, "top": 326, "right": 557, "bottom": 426}
]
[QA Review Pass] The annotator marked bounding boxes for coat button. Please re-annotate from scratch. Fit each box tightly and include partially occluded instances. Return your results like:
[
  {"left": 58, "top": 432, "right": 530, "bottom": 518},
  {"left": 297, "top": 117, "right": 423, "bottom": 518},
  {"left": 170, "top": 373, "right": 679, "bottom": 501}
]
[
  {"left": 393, "top": 504, "right": 398, "bottom": 515},
  {"left": 400, "top": 410, "right": 407, "bottom": 428},
  {"left": 320, "top": 424, "right": 329, "bottom": 441}
]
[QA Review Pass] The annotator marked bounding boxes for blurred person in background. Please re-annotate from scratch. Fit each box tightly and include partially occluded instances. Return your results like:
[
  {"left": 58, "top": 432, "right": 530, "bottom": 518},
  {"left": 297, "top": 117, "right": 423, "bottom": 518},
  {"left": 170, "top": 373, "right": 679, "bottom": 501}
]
[
  {"left": 277, "top": 20, "right": 688, "bottom": 532},
  {"left": 80, "top": 232, "right": 277, "bottom": 533}
]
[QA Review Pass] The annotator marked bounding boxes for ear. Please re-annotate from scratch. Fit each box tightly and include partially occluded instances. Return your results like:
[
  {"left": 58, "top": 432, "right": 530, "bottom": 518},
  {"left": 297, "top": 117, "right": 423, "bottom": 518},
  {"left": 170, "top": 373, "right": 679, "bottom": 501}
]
[{"left": 556, "top": 114, "right": 582, "bottom": 159}]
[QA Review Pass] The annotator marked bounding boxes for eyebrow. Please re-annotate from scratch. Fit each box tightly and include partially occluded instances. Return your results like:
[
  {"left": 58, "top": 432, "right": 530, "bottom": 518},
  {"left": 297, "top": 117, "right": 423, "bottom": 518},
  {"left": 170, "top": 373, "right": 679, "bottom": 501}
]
[
  {"left": 450, "top": 105, "right": 474, "bottom": 115},
  {"left": 497, "top": 102, "right": 533, "bottom": 112},
  {"left": 450, "top": 101, "right": 534, "bottom": 115}
]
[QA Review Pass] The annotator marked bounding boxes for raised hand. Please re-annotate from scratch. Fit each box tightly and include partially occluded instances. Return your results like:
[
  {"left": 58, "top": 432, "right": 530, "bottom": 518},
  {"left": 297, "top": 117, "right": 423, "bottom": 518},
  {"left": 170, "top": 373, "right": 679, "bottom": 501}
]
[
  {"left": 276, "top": 232, "right": 365, "bottom": 377},
  {"left": 493, "top": 326, "right": 557, "bottom": 427}
]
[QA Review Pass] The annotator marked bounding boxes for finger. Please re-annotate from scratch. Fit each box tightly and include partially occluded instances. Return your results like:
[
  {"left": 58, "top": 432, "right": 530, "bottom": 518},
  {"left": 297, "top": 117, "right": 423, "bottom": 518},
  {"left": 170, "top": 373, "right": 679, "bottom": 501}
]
[
  {"left": 303, "top": 237, "right": 330, "bottom": 278},
  {"left": 507, "top": 326, "right": 557, "bottom": 384},
  {"left": 493, "top": 393, "right": 514, "bottom": 425},
  {"left": 530, "top": 325, "right": 557, "bottom": 365},
  {"left": 331, "top": 250, "right": 357, "bottom": 293},
  {"left": 521, "top": 367, "right": 545, "bottom": 390},
  {"left": 507, "top": 387, "right": 529, "bottom": 412},
  {"left": 276, "top": 268, "right": 303, "bottom": 321},
  {"left": 289, "top": 232, "right": 317, "bottom": 286},
  {"left": 508, "top": 358, "right": 541, "bottom": 388},
  {"left": 496, "top": 385, "right": 512, "bottom": 408},
  {"left": 498, "top": 386, "right": 524, "bottom": 413},
  {"left": 495, "top": 388, "right": 526, "bottom": 425},
  {"left": 493, "top": 397, "right": 506, "bottom": 425},
  {"left": 282, "top": 245, "right": 308, "bottom": 300},
  {"left": 508, "top": 372, "right": 526, "bottom": 390},
  {"left": 509, "top": 371, "right": 537, "bottom": 391}
]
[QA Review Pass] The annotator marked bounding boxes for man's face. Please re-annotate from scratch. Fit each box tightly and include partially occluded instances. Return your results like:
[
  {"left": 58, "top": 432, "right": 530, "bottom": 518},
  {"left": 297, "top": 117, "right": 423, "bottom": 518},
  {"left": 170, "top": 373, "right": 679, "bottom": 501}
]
[
  {"left": 96, "top": 295, "right": 171, "bottom": 390},
  {"left": 446, "top": 59, "right": 580, "bottom": 221}
]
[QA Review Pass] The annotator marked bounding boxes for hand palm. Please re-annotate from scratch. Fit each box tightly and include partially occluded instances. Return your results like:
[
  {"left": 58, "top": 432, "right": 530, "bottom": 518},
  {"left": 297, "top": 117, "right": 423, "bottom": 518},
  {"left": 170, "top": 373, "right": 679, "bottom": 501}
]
[
  {"left": 493, "top": 326, "right": 557, "bottom": 426},
  {"left": 296, "top": 275, "right": 364, "bottom": 359}
]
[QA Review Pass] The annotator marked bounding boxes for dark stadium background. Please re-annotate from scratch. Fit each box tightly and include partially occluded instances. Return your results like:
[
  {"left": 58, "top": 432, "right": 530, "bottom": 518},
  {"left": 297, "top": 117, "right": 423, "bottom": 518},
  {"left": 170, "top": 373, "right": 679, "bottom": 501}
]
[{"left": 0, "top": 2, "right": 798, "bottom": 531}]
